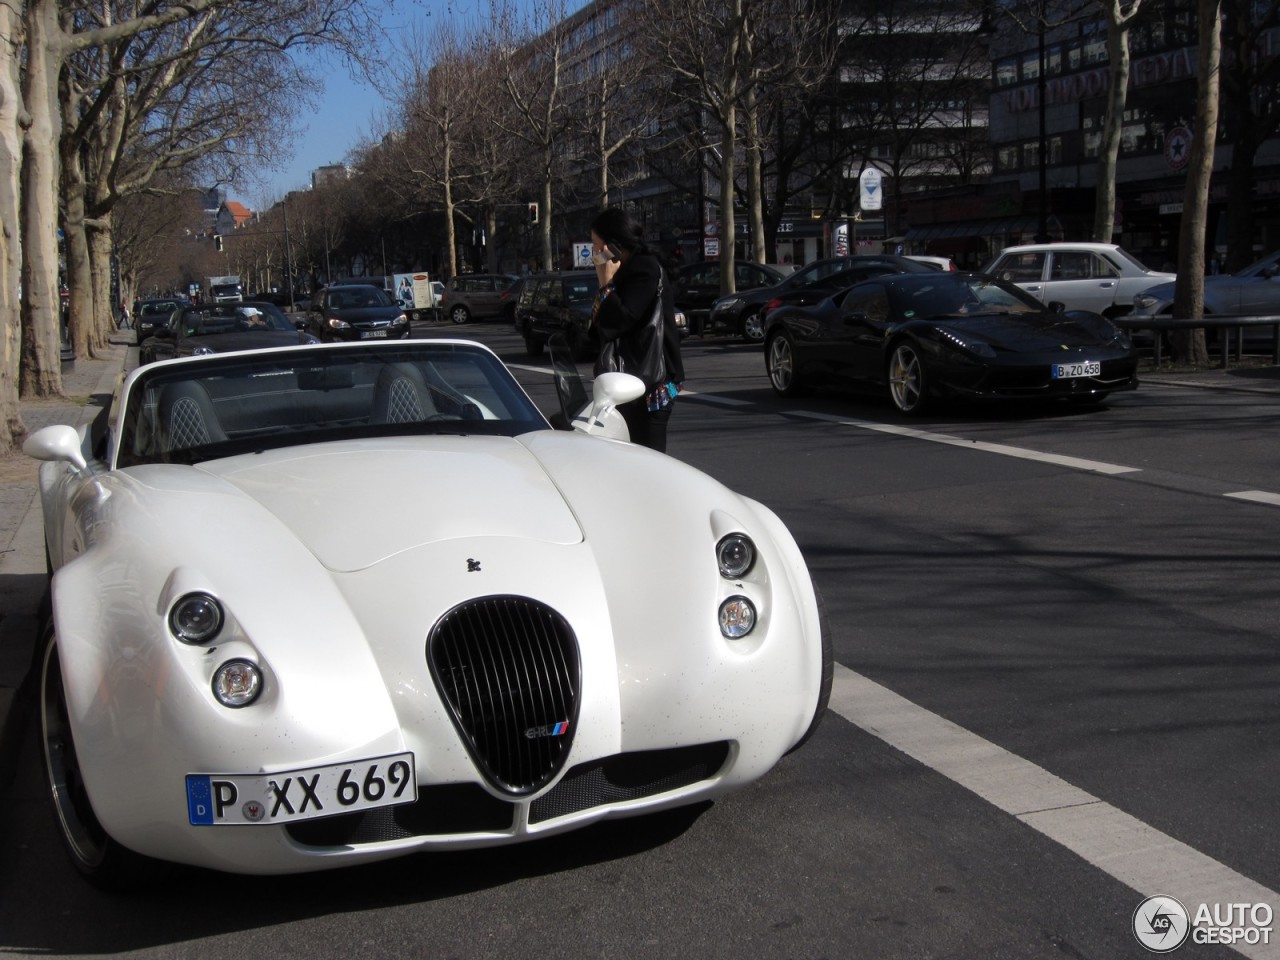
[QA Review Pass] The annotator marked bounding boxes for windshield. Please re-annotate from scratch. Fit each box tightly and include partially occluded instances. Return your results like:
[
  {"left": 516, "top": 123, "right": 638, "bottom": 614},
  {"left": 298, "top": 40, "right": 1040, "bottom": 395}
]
[
  {"left": 564, "top": 277, "right": 599, "bottom": 303},
  {"left": 893, "top": 276, "right": 1046, "bottom": 319},
  {"left": 329, "top": 287, "right": 393, "bottom": 308},
  {"left": 114, "top": 342, "right": 549, "bottom": 468},
  {"left": 178, "top": 303, "right": 295, "bottom": 334}
]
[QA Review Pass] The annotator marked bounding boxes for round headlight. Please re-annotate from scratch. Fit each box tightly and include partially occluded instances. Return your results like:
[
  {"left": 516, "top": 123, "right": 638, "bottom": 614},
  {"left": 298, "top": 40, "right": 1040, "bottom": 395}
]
[
  {"left": 719, "top": 596, "right": 757, "bottom": 638},
  {"left": 169, "top": 593, "right": 224, "bottom": 644},
  {"left": 717, "top": 534, "right": 756, "bottom": 579},
  {"left": 212, "top": 659, "right": 262, "bottom": 708}
]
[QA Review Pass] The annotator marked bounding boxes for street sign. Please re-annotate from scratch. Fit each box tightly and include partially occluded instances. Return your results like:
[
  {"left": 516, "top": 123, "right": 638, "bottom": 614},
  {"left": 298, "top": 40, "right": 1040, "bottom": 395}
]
[
  {"left": 859, "top": 168, "right": 883, "bottom": 211},
  {"left": 573, "top": 242, "right": 593, "bottom": 267}
]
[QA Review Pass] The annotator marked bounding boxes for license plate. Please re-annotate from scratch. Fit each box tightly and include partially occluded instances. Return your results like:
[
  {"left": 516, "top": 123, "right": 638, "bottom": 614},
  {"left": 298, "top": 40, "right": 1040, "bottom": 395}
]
[
  {"left": 360, "top": 329, "right": 389, "bottom": 339},
  {"left": 186, "top": 752, "right": 416, "bottom": 825},
  {"left": 1052, "top": 360, "right": 1101, "bottom": 379}
]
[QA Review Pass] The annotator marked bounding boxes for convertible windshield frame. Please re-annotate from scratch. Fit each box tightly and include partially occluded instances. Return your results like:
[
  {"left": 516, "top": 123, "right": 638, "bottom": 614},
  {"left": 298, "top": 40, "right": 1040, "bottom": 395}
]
[{"left": 112, "top": 341, "right": 551, "bottom": 469}]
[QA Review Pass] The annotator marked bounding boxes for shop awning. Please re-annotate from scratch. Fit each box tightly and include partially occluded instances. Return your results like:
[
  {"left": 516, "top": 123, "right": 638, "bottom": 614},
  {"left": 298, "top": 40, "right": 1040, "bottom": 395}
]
[{"left": 905, "top": 216, "right": 1046, "bottom": 243}]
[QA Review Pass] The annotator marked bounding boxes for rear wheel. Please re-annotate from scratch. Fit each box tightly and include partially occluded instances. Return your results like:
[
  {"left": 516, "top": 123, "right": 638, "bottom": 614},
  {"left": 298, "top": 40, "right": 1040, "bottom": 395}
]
[
  {"left": 449, "top": 305, "right": 470, "bottom": 325},
  {"left": 887, "top": 341, "right": 930, "bottom": 414},
  {"left": 766, "top": 331, "right": 806, "bottom": 397},
  {"left": 40, "top": 624, "right": 167, "bottom": 890}
]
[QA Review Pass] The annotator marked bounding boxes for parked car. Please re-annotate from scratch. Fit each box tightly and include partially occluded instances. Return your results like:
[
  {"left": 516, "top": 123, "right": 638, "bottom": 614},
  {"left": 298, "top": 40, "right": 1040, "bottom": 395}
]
[
  {"left": 708, "top": 255, "right": 935, "bottom": 343},
  {"left": 1131, "top": 249, "right": 1280, "bottom": 319},
  {"left": 983, "top": 242, "right": 1174, "bottom": 318},
  {"left": 762, "top": 271, "right": 1138, "bottom": 414},
  {"left": 132, "top": 297, "right": 189, "bottom": 347},
  {"left": 501, "top": 276, "right": 534, "bottom": 327},
  {"left": 140, "top": 302, "right": 317, "bottom": 364},
  {"left": 306, "top": 284, "right": 410, "bottom": 342},
  {"left": 674, "top": 261, "right": 789, "bottom": 336},
  {"left": 440, "top": 273, "right": 520, "bottom": 324},
  {"left": 516, "top": 270, "right": 600, "bottom": 359},
  {"left": 23, "top": 338, "right": 830, "bottom": 885},
  {"left": 906, "top": 255, "right": 957, "bottom": 271},
  {"left": 760, "top": 263, "right": 907, "bottom": 320}
]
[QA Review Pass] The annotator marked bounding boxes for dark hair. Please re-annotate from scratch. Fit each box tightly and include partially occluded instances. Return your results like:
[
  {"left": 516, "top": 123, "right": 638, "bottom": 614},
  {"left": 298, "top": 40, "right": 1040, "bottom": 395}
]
[{"left": 590, "top": 207, "right": 649, "bottom": 256}]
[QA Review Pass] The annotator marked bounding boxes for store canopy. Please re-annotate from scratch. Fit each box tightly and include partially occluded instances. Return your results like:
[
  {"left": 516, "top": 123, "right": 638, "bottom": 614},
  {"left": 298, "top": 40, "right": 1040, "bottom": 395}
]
[{"left": 904, "top": 216, "right": 1046, "bottom": 243}]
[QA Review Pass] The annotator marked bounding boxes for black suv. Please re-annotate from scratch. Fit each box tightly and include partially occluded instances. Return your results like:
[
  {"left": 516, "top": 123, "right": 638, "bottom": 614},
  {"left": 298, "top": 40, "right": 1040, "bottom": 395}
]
[
  {"left": 707, "top": 255, "right": 935, "bottom": 342},
  {"left": 516, "top": 270, "right": 600, "bottom": 359}
]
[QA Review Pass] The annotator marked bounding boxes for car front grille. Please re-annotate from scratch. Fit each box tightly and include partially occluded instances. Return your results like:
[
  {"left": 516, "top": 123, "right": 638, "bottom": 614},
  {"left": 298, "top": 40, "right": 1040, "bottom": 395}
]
[{"left": 428, "top": 595, "right": 580, "bottom": 795}]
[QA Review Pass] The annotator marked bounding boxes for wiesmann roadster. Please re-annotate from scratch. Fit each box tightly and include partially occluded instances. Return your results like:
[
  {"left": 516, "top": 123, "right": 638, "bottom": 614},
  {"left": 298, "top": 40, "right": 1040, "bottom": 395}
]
[
  {"left": 24, "top": 340, "right": 830, "bottom": 887},
  {"left": 763, "top": 272, "right": 1138, "bottom": 414}
]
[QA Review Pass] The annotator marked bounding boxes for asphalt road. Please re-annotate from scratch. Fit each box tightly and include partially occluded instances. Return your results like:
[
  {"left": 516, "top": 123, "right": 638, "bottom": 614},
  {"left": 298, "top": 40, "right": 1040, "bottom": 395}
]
[{"left": 2, "top": 319, "right": 1276, "bottom": 959}]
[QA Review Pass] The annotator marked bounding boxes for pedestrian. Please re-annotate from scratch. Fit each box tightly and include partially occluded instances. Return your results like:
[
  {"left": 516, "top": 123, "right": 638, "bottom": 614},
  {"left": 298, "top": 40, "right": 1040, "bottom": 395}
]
[
  {"left": 117, "top": 300, "right": 131, "bottom": 329},
  {"left": 589, "top": 207, "right": 685, "bottom": 452}
]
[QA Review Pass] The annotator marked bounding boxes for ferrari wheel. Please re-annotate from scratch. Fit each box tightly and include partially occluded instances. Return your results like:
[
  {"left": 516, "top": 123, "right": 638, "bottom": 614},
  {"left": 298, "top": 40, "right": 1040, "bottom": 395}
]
[
  {"left": 887, "top": 342, "right": 929, "bottom": 414},
  {"left": 766, "top": 332, "right": 806, "bottom": 397},
  {"left": 741, "top": 311, "right": 766, "bottom": 343},
  {"left": 40, "top": 625, "right": 166, "bottom": 890},
  {"left": 450, "top": 305, "right": 470, "bottom": 325}
]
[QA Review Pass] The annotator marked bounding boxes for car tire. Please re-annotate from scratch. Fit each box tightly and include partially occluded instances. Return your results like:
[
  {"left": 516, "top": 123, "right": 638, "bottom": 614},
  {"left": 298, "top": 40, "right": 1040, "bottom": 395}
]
[
  {"left": 741, "top": 311, "right": 766, "bottom": 343},
  {"left": 39, "top": 624, "right": 169, "bottom": 891},
  {"left": 450, "top": 306, "right": 470, "bottom": 325},
  {"left": 525, "top": 333, "right": 546, "bottom": 357},
  {"left": 766, "top": 331, "right": 806, "bottom": 397},
  {"left": 786, "top": 584, "right": 833, "bottom": 755},
  {"left": 887, "top": 341, "right": 931, "bottom": 414}
]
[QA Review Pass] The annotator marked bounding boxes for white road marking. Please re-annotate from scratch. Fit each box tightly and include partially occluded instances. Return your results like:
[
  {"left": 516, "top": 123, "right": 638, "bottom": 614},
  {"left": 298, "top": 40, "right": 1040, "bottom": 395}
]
[
  {"left": 829, "top": 664, "right": 1280, "bottom": 959},
  {"left": 787, "top": 410, "right": 1142, "bottom": 475},
  {"left": 679, "top": 390, "right": 754, "bottom": 407},
  {"left": 1225, "top": 491, "right": 1280, "bottom": 507},
  {"left": 511, "top": 363, "right": 555, "bottom": 376}
]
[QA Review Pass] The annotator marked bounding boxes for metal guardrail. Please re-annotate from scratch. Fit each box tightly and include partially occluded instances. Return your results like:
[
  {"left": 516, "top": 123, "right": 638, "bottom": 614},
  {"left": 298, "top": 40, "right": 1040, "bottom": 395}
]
[{"left": 1114, "top": 314, "right": 1280, "bottom": 369}]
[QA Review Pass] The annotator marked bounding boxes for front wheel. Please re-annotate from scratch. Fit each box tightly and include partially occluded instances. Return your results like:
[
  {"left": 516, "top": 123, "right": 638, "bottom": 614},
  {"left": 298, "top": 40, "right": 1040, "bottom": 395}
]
[
  {"left": 887, "top": 341, "right": 930, "bottom": 414},
  {"left": 766, "top": 332, "right": 806, "bottom": 397},
  {"left": 449, "top": 306, "right": 470, "bottom": 325},
  {"left": 40, "top": 625, "right": 168, "bottom": 890},
  {"left": 741, "top": 311, "right": 766, "bottom": 343}
]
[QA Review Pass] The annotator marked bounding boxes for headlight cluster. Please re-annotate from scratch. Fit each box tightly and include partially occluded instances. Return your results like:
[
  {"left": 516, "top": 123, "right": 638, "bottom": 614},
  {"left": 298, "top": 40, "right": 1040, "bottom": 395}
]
[
  {"left": 939, "top": 329, "right": 996, "bottom": 358},
  {"left": 168, "top": 592, "right": 263, "bottom": 708},
  {"left": 716, "top": 534, "right": 757, "bottom": 639},
  {"left": 326, "top": 316, "right": 351, "bottom": 330}
]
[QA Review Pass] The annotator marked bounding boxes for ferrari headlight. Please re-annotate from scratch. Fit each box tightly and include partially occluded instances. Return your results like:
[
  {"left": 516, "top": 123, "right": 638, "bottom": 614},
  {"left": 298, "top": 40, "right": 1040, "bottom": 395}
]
[
  {"left": 717, "top": 534, "right": 756, "bottom": 579},
  {"left": 169, "top": 593, "right": 224, "bottom": 644},
  {"left": 940, "top": 329, "right": 996, "bottom": 358},
  {"left": 212, "top": 659, "right": 262, "bottom": 708},
  {"left": 719, "top": 596, "right": 757, "bottom": 638}
]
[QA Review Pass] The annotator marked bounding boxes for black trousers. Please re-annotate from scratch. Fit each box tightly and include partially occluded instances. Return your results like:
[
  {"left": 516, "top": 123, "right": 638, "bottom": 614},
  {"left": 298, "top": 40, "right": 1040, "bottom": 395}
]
[{"left": 619, "top": 398, "right": 674, "bottom": 452}]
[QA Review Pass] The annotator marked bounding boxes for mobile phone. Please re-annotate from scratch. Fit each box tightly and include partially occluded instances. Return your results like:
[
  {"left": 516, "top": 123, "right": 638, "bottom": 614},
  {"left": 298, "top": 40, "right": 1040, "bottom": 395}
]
[{"left": 590, "top": 244, "right": 619, "bottom": 266}]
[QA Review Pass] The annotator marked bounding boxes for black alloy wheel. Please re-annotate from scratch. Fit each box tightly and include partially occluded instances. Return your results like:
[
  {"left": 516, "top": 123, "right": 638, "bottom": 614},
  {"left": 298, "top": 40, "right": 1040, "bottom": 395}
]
[{"left": 40, "top": 625, "right": 167, "bottom": 890}]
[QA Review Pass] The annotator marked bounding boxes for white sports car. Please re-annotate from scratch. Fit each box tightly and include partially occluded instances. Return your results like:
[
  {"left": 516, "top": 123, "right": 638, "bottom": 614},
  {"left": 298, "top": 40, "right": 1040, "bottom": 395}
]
[{"left": 24, "top": 340, "right": 830, "bottom": 886}]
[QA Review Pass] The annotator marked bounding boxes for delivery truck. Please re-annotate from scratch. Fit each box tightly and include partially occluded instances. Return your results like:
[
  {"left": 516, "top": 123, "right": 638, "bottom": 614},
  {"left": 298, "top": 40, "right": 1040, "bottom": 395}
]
[{"left": 393, "top": 273, "right": 443, "bottom": 321}]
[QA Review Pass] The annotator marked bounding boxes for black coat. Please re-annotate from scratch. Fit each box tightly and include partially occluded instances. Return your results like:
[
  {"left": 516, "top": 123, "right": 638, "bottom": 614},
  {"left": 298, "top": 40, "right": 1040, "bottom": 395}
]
[{"left": 595, "top": 252, "right": 686, "bottom": 389}]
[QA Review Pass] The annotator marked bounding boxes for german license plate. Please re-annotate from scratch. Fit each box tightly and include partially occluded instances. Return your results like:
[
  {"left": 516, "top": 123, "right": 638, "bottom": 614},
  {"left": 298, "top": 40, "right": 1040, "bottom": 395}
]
[
  {"left": 360, "top": 329, "right": 389, "bottom": 339},
  {"left": 1052, "top": 360, "right": 1101, "bottom": 379},
  {"left": 186, "top": 752, "right": 416, "bottom": 825}
]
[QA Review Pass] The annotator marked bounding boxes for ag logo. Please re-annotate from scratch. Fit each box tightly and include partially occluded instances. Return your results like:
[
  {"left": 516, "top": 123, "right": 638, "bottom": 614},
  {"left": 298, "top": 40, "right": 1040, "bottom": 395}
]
[{"left": 1134, "top": 895, "right": 1190, "bottom": 953}]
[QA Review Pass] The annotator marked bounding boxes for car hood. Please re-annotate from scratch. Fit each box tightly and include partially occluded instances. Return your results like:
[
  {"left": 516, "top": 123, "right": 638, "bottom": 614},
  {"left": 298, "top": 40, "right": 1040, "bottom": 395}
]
[
  {"left": 327, "top": 307, "right": 404, "bottom": 322},
  {"left": 185, "top": 330, "right": 312, "bottom": 352},
  {"left": 175, "top": 437, "right": 582, "bottom": 572},
  {"left": 933, "top": 312, "right": 1116, "bottom": 350}
]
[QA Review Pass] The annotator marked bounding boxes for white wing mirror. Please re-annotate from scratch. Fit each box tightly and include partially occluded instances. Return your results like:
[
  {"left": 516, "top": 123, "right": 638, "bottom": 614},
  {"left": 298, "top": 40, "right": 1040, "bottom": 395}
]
[
  {"left": 571, "top": 372, "right": 645, "bottom": 441},
  {"left": 23, "top": 424, "right": 88, "bottom": 472}
]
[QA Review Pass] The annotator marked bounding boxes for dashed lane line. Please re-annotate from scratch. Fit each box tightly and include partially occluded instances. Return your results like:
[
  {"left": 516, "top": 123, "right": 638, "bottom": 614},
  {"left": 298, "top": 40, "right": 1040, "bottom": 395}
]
[
  {"left": 1226, "top": 491, "right": 1280, "bottom": 507},
  {"left": 829, "top": 664, "right": 1280, "bottom": 959}
]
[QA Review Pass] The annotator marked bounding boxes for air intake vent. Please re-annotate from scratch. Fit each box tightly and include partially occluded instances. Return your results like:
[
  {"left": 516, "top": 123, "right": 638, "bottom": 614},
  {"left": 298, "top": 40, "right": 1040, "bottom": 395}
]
[{"left": 428, "top": 596, "right": 580, "bottom": 795}]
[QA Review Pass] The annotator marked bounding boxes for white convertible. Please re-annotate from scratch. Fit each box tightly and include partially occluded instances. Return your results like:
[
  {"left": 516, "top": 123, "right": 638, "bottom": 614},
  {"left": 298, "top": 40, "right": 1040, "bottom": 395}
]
[{"left": 24, "top": 340, "right": 830, "bottom": 886}]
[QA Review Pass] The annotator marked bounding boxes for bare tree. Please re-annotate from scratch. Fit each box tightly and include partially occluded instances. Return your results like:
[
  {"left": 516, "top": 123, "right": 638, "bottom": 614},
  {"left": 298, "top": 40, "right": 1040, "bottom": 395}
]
[
  {"left": 1090, "top": 0, "right": 1145, "bottom": 242},
  {"left": 1171, "top": 0, "right": 1222, "bottom": 364}
]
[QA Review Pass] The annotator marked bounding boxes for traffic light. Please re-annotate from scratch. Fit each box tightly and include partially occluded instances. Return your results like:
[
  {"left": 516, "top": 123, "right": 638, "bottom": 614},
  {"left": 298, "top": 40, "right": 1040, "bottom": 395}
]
[
  {"left": 214, "top": 235, "right": 224, "bottom": 252},
  {"left": 529, "top": 202, "right": 539, "bottom": 224}
]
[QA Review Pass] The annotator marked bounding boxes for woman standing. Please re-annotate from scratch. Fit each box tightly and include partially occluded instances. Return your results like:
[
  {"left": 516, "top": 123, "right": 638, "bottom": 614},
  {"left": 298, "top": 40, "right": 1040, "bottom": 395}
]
[{"left": 589, "top": 207, "right": 685, "bottom": 452}]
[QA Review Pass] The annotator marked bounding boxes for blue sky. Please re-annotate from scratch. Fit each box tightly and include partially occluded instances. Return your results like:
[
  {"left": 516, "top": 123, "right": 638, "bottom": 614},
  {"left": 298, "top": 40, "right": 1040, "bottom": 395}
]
[{"left": 244, "top": 0, "right": 556, "bottom": 210}]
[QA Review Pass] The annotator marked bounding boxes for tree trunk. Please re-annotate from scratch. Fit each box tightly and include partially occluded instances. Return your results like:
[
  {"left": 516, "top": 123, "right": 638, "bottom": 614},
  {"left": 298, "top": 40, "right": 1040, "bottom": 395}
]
[
  {"left": 1091, "top": 4, "right": 1133, "bottom": 242},
  {"left": 0, "top": 4, "right": 25, "bottom": 451},
  {"left": 19, "top": 0, "right": 65, "bottom": 399},
  {"left": 1171, "top": 0, "right": 1221, "bottom": 365},
  {"left": 90, "top": 221, "right": 116, "bottom": 353},
  {"left": 540, "top": 154, "right": 553, "bottom": 270},
  {"left": 745, "top": 83, "right": 765, "bottom": 263},
  {"left": 719, "top": 101, "right": 737, "bottom": 296}
]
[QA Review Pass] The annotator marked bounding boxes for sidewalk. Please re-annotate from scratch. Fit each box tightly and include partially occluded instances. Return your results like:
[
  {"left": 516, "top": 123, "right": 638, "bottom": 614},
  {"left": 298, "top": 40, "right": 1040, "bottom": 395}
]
[{"left": 0, "top": 335, "right": 133, "bottom": 795}]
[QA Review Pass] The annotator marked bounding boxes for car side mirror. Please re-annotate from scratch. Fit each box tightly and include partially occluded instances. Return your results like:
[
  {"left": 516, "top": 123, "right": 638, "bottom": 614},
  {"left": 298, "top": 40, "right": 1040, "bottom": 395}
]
[
  {"left": 1048, "top": 301, "right": 1066, "bottom": 313},
  {"left": 1263, "top": 264, "right": 1280, "bottom": 279},
  {"left": 24, "top": 424, "right": 88, "bottom": 472},
  {"left": 842, "top": 310, "right": 870, "bottom": 324},
  {"left": 572, "top": 372, "right": 645, "bottom": 441}
]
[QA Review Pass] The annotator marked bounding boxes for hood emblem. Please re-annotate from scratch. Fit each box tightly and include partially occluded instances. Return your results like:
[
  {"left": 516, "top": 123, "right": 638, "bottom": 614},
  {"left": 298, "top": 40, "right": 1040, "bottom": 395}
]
[
  {"left": 525, "top": 721, "right": 570, "bottom": 739},
  {"left": 467, "top": 558, "right": 481, "bottom": 572}
]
